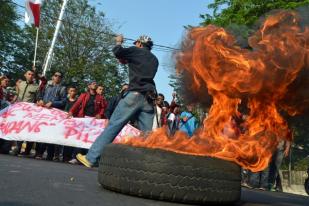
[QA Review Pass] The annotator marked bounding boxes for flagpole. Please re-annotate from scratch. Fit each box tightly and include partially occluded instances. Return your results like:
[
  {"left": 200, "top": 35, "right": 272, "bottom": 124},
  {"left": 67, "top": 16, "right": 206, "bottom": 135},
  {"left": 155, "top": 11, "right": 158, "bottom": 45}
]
[
  {"left": 33, "top": 27, "right": 39, "bottom": 67},
  {"left": 42, "top": 0, "right": 68, "bottom": 76}
]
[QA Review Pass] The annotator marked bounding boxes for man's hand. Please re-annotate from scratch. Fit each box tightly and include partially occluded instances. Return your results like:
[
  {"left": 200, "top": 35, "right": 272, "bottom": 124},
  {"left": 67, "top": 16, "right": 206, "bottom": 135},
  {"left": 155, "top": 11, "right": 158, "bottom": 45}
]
[
  {"left": 45, "top": 102, "right": 52, "bottom": 108},
  {"left": 105, "top": 119, "right": 109, "bottom": 126},
  {"left": 284, "top": 141, "right": 291, "bottom": 157},
  {"left": 95, "top": 114, "right": 101, "bottom": 119},
  {"left": 172, "top": 91, "right": 177, "bottom": 99},
  {"left": 67, "top": 112, "right": 73, "bottom": 118},
  {"left": 182, "top": 117, "right": 188, "bottom": 122},
  {"left": 115, "top": 35, "right": 124, "bottom": 45},
  {"left": 37, "top": 100, "right": 44, "bottom": 107}
]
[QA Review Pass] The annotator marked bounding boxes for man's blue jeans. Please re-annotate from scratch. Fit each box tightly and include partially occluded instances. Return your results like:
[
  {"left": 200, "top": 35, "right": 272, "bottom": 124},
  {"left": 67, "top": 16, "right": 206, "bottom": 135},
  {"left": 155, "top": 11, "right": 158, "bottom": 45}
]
[
  {"left": 86, "top": 91, "right": 154, "bottom": 164},
  {"left": 268, "top": 146, "right": 285, "bottom": 189},
  {"left": 248, "top": 167, "right": 270, "bottom": 189}
]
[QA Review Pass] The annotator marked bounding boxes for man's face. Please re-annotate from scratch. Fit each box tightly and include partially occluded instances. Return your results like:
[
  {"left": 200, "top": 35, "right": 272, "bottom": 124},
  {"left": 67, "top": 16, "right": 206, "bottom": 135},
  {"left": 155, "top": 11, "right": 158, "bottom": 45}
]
[
  {"left": 174, "top": 106, "right": 180, "bottom": 114},
  {"left": 88, "top": 82, "right": 97, "bottom": 90},
  {"left": 68, "top": 88, "right": 77, "bottom": 97},
  {"left": 24, "top": 71, "right": 34, "bottom": 82},
  {"left": 1, "top": 78, "right": 9, "bottom": 87},
  {"left": 187, "top": 105, "right": 194, "bottom": 112},
  {"left": 52, "top": 72, "right": 62, "bottom": 84},
  {"left": 134, "top": 41, "right": 143, "bottom": 48},
  {"left": 121, "top": 84, "right": 129, "bottom": 92},
  {"left": 96, "top": 86, "right": 104, "bottom": 95},
  {"left": 156, "top": 95, "right": 164, "bottom": 106},
  {"left": 16, "top": 79, "right": 22, "bottom": 87}
]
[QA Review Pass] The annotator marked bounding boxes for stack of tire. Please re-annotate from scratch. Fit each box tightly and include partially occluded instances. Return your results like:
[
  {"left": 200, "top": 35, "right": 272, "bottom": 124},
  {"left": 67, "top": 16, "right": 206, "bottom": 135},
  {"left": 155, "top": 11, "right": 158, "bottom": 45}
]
[{"left": 98, "top": 144, "right": 241, "bottom": 205}]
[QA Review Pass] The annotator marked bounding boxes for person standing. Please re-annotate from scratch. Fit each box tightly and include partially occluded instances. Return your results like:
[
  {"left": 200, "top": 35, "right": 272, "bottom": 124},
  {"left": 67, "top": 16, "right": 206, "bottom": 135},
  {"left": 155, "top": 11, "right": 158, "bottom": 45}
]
[
  {"left": 62, "top": 86, "right": 78, "bottom": 162},
  {"left": 14, "top": 70, "right": 39, "bottom": 156},
  {"left": 67, "top": 81, "right": 107, "bottom": 164},
  {"left": 0, "top": 76, "right": 11, "bottom": 154},
  {"left": 179, "top": 104, "right": 199, "bottom": 137},
  {"left": 268, "top": 138, "right": 291, "bottom": 191},
  {"left": 77, "top": 34, "right": 159, "bottom": 167},
  {"left": 0, "top": 76, "right": 10, "bottom": 109},
  {"left": 105, "top": 83, "right": 129, "bottom": 122},
  {"left": 161, "top": 101, "right": 170, "bottom": 126},
  {"left": 152, "top": 93, "right": 164, "bottom": 130},
  {"left": 35, "top": 71, "right": 66, "bottom": 160},
  {"left": 167, "top": 103, "right": 181, "bottom": 136},
  {"left": 96, "top": 85, "right": 104, "bottom": 96}
]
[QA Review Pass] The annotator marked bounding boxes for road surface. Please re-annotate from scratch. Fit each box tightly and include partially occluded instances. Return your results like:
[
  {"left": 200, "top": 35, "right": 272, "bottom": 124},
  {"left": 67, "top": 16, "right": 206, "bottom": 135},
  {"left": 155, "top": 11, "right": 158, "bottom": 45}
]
[{"left": 0, "top": 154, "right": 308, "bottom": 206}]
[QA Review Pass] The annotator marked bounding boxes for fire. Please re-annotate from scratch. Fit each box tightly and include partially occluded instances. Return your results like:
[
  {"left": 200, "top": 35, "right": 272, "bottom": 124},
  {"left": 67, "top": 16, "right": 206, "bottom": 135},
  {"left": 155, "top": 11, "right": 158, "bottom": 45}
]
[{"left": 118, "top": 10, "right": 309, "bottom": 172}]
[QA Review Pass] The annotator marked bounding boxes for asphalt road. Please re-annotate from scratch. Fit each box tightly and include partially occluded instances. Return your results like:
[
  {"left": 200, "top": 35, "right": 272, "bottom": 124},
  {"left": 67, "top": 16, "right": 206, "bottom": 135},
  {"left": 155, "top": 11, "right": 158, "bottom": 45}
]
[{"left": 0, "top": 154, "right": 308, "bottom": 206}]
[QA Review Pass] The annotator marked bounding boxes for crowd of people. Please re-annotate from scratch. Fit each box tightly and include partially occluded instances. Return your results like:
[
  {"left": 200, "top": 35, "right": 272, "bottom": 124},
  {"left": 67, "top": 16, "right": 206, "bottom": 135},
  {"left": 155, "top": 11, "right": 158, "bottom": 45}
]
[{"left": 0, "top": 70, "right": 199, "bottom": 164}]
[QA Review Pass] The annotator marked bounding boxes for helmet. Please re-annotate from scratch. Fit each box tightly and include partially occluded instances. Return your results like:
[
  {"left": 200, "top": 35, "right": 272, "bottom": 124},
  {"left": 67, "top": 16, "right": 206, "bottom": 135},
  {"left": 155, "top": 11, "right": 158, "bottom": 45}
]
[{"left": 134, "top": 35, "right": 153, "bottom": 46}]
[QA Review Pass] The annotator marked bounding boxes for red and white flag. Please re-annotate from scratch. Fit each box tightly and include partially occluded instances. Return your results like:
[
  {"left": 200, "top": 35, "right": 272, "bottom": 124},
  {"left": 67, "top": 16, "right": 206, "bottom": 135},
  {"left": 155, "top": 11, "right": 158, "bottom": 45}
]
[{"left": 25, "top": 0, "right": 42, "bottom": 27}]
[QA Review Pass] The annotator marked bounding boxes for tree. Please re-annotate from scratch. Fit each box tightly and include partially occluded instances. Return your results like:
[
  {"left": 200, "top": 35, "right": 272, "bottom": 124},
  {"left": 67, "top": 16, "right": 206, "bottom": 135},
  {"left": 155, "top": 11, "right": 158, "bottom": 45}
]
[
  {"left": 0, "top": 1, "right": 22, "bottom": 75},
  {"left": 35, "top": 0, "right": 127, "bottom": 97},
  {"left": 201, "top": 0, "right": 309, "bottom": 27},
  {"left": 1, "top": 0, "right": 127, "bottom": 98}
]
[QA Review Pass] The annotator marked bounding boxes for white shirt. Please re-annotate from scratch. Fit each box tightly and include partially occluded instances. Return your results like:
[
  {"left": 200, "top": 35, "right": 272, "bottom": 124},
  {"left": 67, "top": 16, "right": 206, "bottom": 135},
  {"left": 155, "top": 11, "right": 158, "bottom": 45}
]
[{"left": 152, "top": 105, "right": 162, "bottom": 130}]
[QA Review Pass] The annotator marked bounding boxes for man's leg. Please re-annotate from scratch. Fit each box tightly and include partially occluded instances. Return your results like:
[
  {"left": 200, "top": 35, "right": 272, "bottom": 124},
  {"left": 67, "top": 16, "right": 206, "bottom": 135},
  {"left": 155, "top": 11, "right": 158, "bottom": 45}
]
[
  {"left": 62, "top": 146, "right": 73, "bottom": 162},
  {"left": 136, "top": 100, "right": 154, "bottom": 132},
  {"left": 268, "top": 150, "right": 278, "bottom": 189},
  {"left": 0, "top": 139, "right": 12, "bottom": 154},
  {"left": 54, "top": 145, "right": 62, "bottom": 161},
  {"left": 85, "top": 92, "right": 142, "bottom": 165},
  {"left": 260, "top": 167, "right": 270, "bottom": 190},
  {"left": 14, "top": 141, "right": 23, "bottom": 155},
  {"left": 35, "top": 143, "right": 46, "bottom": 159},
  {"left": 46, "top": 144, "right": 55, "bottom": 161},
  {"left": 248, "top": 172, "right": 260, "bottom": 188},
  {"left": 24, "top": 142, "right": 34, "bottom": 155}
]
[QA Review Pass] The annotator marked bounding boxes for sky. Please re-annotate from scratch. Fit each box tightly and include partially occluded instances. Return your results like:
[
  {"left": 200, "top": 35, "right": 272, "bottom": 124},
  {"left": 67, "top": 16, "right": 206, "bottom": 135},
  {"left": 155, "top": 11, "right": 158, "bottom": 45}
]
[
  {"left": 91, "top": 0, "right": 213, "bottom": 102},
  {"left": 16, "top": 0, "right": 213, "bottom": 102}
]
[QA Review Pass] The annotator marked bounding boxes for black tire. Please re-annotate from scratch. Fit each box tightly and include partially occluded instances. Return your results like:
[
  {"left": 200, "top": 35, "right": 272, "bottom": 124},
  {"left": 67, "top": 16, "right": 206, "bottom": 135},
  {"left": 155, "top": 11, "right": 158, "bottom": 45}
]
[{"left": 98, "top": 144, "right": 241, "bottom": 205}]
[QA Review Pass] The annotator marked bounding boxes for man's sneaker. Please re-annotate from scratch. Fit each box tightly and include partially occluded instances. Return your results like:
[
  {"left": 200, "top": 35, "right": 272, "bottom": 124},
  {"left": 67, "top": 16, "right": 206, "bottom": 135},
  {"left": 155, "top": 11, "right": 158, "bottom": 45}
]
[
  {"left": 53, "top": 156, "right": 60, "bottom": 162},
  {"left": 10, "top": 149, "right": 19, "bottom": 156},
  {"left": 258, "top": 187, "right": 267, "bottom": 191},
  {"left": 68, "top": 158, "right": 79, "bottom": 165},
  {"left": 35, "top": 155, "right": 43, "bottom": 160},
  {"left": 18, "top": 152, "right": 30, "bottom": 157},
  {"left": 241, "top": 182, "right": 253, "bottom": 189},
  {"left": 76, "top": 154, "right": 92, "bottom": 168}
]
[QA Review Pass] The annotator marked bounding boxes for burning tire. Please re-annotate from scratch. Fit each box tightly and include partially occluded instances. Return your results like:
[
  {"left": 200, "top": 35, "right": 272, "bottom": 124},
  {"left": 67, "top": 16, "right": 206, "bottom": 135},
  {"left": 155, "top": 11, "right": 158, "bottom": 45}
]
[{"left": 98, "top": 144, "right": 241, "bottom": 204}]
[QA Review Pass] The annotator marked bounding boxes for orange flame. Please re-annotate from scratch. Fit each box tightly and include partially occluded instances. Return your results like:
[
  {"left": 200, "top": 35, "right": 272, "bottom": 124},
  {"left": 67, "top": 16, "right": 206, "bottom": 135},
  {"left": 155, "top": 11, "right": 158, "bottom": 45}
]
[{"left": 118, "top": 11, "right": 309, "bottom": 172}]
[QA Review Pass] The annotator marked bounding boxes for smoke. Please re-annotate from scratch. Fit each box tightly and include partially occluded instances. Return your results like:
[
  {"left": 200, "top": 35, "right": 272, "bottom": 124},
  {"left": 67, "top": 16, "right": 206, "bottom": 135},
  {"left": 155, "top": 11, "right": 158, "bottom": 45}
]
[{"left": 175, "top": 7, "right": 309, "bottom": 115}]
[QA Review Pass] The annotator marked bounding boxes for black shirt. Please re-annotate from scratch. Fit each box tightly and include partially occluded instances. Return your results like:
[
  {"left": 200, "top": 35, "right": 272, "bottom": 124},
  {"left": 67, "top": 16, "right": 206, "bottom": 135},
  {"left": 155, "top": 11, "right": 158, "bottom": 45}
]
[
  {"left": 105, "top": 93, "right": 122, "bottom": 119},
  {"left": 84, "top": 94, "right": 95, "bottom": 117},
  {"left": 112, "top": 45, "right": 159, "bottom": 93},
  {"left": 64, "top": 98, "right": 77, "bottom": 112}
]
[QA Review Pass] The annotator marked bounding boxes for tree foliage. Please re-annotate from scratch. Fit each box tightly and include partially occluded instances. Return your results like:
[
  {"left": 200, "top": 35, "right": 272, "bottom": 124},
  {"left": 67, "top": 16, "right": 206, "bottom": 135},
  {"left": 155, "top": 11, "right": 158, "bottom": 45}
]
[
  {"left": 0, "top": 1, "right": 23, "bottom": 74},
  {"left": 38, "top": 0, "right": 127, "bottom": 97},
  {"left": 201, "top": 0, "right": 309, "bottom": 27}
]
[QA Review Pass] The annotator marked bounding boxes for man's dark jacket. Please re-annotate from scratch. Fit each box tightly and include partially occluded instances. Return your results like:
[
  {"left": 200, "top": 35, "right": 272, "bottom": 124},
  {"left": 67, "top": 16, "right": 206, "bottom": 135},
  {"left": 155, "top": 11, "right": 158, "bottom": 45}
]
[{"left": 112, "top": 45, "right": 159, "bottom": 93}]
